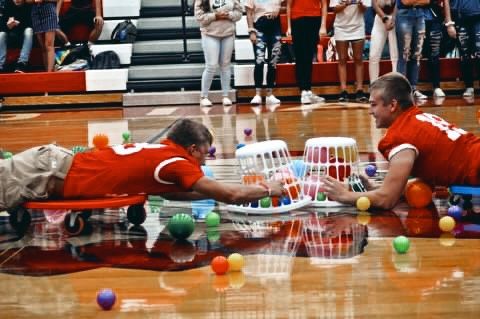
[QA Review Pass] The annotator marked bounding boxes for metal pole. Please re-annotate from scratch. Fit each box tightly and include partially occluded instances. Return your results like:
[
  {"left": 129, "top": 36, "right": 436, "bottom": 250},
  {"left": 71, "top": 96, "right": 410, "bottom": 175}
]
[{"left": 180, "top": 0, "right": 190, "bottom": 62}]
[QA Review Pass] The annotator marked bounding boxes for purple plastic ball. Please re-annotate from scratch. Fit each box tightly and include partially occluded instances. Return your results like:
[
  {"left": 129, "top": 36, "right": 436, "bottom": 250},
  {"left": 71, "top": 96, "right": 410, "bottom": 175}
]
[
  {"left": 447, "top": 205, "right": 463, "bottom": 220},
  {"left": 365, "top": 164, "right": 377, "bottom": 177},
  {"left": 244, "top": 128, "right": 253, "bottom": 136},
  {"left": 208, "top": 146, "right": 216, "bottom": 156},
  {"left": 97, "top": 288, "right": 116, "bottom": 310}
]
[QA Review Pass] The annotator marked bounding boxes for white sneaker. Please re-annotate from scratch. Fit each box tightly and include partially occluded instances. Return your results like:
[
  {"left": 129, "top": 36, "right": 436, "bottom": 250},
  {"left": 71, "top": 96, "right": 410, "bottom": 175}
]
[
  {"left": 266, "top": 94, "right": 281, "bottom": 105},
  {"left": 463, "top": 87, "right": 474, "bottom": 97},
  {"left": 250, "top": 95, "right": 262, "bottom": 105},
  {"left": 200, "top": 97, "right": 212, "bottom": 107},
  {"left": 308, "top": 90, "right": 325, "bottom": 103},
  {"left": 222, "top": 97, "right": 232, "bottom": 106},
  {"left": 301, "top": 90, "right": 311, "bottom": 104},
  {"left": 433, "top": 88, "right": 446, "bottom": 97},
  {"left": 413, "top": 90, "right": 427, "bottom": 99}
]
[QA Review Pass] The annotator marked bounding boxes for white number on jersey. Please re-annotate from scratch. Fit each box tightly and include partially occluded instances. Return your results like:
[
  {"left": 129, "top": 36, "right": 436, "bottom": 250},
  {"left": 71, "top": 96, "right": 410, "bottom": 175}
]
[{"left": 415, "top": 113, "right": 467, "bottom": 141}]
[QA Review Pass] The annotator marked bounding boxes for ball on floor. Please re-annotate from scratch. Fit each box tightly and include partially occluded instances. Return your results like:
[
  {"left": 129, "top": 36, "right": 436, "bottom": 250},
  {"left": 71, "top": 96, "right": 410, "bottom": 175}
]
[
  {"left": 206, "top": 212, "right": 220, "bottom": 227},
  {"left": 392, "top": 235, "right": 410, "bottom": 254},
  {"left": 405, "top": 180, "right": 432, "bottom": 208},
  {"left": 439, "top": 216, "right": 455, "bottom": 232},
  {"left": 227, "top": 253, "right": 245, "bottom": 271},
  {"left": 365, "top": 164, "right": 377, "bottom": 177},
  {"left": 167, "top": 213, "right": 195, "bottom": 240},
  {"left": 211, "top": 256, "right": 229, "bottom": 275},
  {"left": 356, "top": 196, "right": 371, "bottom": 211},
  {"left": 447, "top": 205, "right": 462, "bottom": 220},
  {"left": 96, "top": 288, "right": 116, "bottom": 310}
]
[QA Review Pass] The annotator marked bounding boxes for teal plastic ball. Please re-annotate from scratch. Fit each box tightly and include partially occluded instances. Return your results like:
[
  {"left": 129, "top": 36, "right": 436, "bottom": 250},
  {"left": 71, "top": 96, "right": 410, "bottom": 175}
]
[{"left": 167, "top": 213, "right": 195, "bottom": 240}]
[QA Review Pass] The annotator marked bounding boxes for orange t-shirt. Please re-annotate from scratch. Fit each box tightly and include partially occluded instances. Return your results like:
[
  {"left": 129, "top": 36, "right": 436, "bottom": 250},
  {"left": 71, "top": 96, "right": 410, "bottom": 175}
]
[
  {"left": 63, "top": 140, "right": 204, "bottom": 198},
  {"left": 290, "top": 0, "right": 322, "bottom": 20},
  {"left": 378, "top": 106, "right": 480, "bottom": 186}
]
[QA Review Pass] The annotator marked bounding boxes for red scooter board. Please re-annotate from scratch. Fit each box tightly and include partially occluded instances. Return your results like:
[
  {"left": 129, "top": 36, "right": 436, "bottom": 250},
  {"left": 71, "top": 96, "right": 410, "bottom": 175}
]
[{"left": 10, "top": 195, "right": 148, "bottom": 236}]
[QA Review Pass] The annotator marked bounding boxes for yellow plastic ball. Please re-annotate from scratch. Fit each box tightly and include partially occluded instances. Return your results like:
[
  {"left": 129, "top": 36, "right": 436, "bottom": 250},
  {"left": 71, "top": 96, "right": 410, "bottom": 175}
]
[
  {"left": 356, "top": 196, "right": 371, "bottom": 211},
  {"left": 439, "top": 216, "right": 455, "bottom": 232},
  {"left": 227, "top": 253, "right": 245, "bottom": 272}
]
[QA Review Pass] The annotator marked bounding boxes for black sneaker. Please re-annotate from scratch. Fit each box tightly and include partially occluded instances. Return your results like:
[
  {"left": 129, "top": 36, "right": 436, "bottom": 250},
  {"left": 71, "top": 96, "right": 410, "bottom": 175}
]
[
  {"left": 338, "top": 90, "right": 349, "bottom": 102},
  {"left": 355, "top": 90, "right": 368, "bottom": 103},
  {"left": 14, "top": 62, "right": 27, "bottom": 73}
]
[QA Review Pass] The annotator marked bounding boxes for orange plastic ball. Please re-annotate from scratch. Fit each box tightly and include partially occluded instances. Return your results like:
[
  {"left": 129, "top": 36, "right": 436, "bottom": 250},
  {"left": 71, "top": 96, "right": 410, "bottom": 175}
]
[
  {"left": 92, "top": 134, "right": 109, "bottom": 149},
  {"left": 211, "top": 256, "right": 229, "bottom": 275},
  {"left": 404, "top": 180, "right": 432, "bottom": 208}
]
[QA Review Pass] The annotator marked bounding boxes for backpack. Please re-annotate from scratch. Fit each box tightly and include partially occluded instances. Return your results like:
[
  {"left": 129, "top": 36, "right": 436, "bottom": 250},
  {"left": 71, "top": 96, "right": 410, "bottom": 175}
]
[
  {"left": 55, "top": 43, "right": 91, "bottom": 66},
  {"left": 90, "top": 50, "right": 121, "bottom": 69},
  {"left": 111, "top": 20, "right": 137, "bottom": 43}
]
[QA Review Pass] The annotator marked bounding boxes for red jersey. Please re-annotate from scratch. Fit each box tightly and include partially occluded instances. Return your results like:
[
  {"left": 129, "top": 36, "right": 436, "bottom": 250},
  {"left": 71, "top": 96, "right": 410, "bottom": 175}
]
[
  {"left": 63, "top": 140, "right": 204, "bottom": 198},
  {"left": 378, "top": 106, "right": 480, "bottom": 186},
  {"left": 290, "top": 0, "right": 322, "bottom": 20}
]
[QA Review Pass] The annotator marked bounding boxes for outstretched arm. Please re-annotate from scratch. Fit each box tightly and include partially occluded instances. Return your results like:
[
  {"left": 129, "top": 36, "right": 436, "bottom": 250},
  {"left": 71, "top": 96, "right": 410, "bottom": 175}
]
[{"left": 323, "top": 149, "right": 416, "bottom": 209}]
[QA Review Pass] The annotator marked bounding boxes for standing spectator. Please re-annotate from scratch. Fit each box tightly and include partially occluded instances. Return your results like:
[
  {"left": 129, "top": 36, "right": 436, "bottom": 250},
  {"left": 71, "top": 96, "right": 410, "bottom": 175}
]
[
  {"left": 27, "top": 0, "right": 61, "bottom": 72},
  {"left": 56, "top": 0, "right": 103, "bottom": 47},
  {"left": 395, "top": 0, "right": 430, "bottom": 100},
  {"left": 425, "top": 0, "right": 453, "bottom": 98},
  {"left": 369, "top": 0, "right": 398, "bottom": 84},
  {"left": 0, "top": 0, "right": 33, "bottom": 73},
  {"left": 448, "top": 0, "right": 480, "bottom": 98},
  {"left": 331, "top": 0, "right": 368, "bottom": 102},
  {"left": 245, "top": 0, "right": 283, "bottom": 106},
  {"left": 194, "top": 0, "right": 243, "bottom": 107},
  {"left": 286, "top": 0, "right": 327, "bottom": 104}
]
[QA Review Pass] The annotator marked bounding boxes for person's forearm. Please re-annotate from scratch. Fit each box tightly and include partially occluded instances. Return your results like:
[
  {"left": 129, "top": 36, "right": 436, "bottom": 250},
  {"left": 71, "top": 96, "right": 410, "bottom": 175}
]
[
  {"left": 95, "top": 0, "right": 102, "bottom": 16},
  {"left": 443, "top": 0, "right": 452, "bottom": 23},
  {"left": 162, "top": 191, "right": 211, "bottom": 201},
  {"left": 246, "top": 7, "right": 254, "bottom": 29}
]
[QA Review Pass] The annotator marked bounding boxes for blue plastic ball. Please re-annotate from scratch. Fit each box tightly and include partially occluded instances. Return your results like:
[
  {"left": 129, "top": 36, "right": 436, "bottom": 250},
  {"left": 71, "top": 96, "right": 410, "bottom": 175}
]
[
  {"left": 250, "top": 200, "right": 259, "bottom": 208},
  {"left": 365, "top": 164, "right": 377, "bottom": 177},
  {"left": 236, "top": 143, "right": 246, "bottom": 150},
  {"left": 281, "top": 196, "right": 291, "bottom": 205},
  {"left": 447, "top": 205, "right": 463, "bottom": 220},
  {"left": 97, "top": 288, "right": 116, "bottom": 310}
]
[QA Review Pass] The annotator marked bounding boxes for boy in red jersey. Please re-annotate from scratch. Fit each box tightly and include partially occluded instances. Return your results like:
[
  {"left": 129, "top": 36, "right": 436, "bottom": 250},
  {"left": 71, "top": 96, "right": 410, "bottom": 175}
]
[
  {"left": 323, "top": 72, "right": 480, "bottom": 209},
  {"left": 0, "top": 119, "right": 284, "bottom": 211}
]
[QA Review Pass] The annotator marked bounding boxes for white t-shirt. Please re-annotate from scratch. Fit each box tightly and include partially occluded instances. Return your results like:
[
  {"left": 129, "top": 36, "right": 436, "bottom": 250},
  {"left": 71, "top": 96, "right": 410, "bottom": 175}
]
[
  {"left": 244, "top": 0, "right": 282, "bottom": 22},
  {"left": 210, "top": 0, "right": 236, "bottom": 12},
  {"left": 330, "top": 0, "right": 366, "bottom": 41}
]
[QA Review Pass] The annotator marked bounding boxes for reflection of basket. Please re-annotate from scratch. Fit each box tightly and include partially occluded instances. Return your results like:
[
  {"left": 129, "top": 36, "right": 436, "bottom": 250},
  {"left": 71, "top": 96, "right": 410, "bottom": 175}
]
[
  {"left": 302, "top": 213, "right": 367, "bottom": 266},
  {"left": 227, "top": 140, "right": 311, "bottom": 214},
  {"left": 302, "top": 137, "right": 360, "bottom": 207}
]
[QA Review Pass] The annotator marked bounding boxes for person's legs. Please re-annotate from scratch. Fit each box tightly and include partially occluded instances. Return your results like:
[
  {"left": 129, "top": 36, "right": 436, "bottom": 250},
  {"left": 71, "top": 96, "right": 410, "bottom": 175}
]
[
  {"left": 369, "top": 16, "right": 388, "bottom": 83},
  {"left": 0, "top": 32, "right": 7, "bottom": 70},
  {"left": 18, "top": 27, "right": 33, "bottom": 65},
  {"left": 336, "top": 40, "right": 349, "bottom": 92},
  {"left": 387, "top": 24, "right": 398, "bottom": 73},
  {"left": 253, "top": 23, "right": 268, "bottom": 91},
  {"left": 36, "top": 33, "right": 47, "bottom": 71},
  {"left": 218, "top": 35, "right": 234, "bottom": 100},
  {"left": 407, "top": 15, "right": 425, "bottom": 91},
  {"left": 395, "top": 14, "right": 413, "bottom": 77},
  {"left": 200, "top": 33, "right": 220, "bottom": 100},
  {"left": 351, "top": 39, "right": 365, "bottom": 92},
  {"left": 44, "top": 30, "right": 55, "bottom": 72},
  {"left": 428, "top": 19, "right": 443, "bottom": 94}
]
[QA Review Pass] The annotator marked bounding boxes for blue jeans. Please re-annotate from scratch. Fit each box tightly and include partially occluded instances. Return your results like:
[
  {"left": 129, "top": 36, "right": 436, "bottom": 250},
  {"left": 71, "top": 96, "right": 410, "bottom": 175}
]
[
  {"left": 0, "top": 27, "right": 34, "bottom": 69},
  {"left": 452, "top": 13, "right": 480, "bottom": 88},
  {"left": 253, "top": 16, "right": 282, "bottom": 89},
  {"left": 396, "top": 9, "right": 426, "bottom": 88},
  {"left": 200, "top": 34, "right": 234, "bottom": 97},
  {"left": 426, "top": 18, "right": 443, "bottom": 88}
]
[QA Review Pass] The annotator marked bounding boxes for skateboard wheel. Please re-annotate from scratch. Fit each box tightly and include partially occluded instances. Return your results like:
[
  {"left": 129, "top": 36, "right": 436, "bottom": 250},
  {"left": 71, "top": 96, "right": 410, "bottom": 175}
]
[
  {"left": 8, "top": 207, "right": 31, "bottom": 231},
  {"left": 127, "top": 204, "right": 147, "bottom": 225},
  {"left": 64, "top": 213, "right": 85, "bottom": 236}
]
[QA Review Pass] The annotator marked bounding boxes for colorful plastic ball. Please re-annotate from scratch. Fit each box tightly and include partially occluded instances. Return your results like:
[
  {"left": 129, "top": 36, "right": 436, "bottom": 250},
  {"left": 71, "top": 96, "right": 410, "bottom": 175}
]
[
  {"left": 236, "top": 143, "right": 246, "bottom": 150},
  {"left": 447, "top": 205, "right": 463, "bottom": 220},
  {"left": 96, "top": 288, "right": 116, "bottom": 310},
  {"left": 122, "top": 131, "right": 131, "bottom": 142},
  {"left": 167, "top": 213, "right": 195, "bottom": 240},
  {"left": 365, "top": 164, "right": 377, "bottom": 177},
  {"left": 208, "top": 146, "right": 216, "bottom": 156},
  {"left": 243, "top": 128, "right": 252, "bottom": 136},
  {"left": 206, "top": 212, "right": 220, "bottom": 227},
  {"left": 92, "top": 133, "right": 109, "bottom": 149},
  {"left": 405, "top": 180, "right": 432, "bottom": 208},
  {"left": 439, "top": 216, "right": 455, "bottom": 232},
  {"left": 2, "top": 151, "right": 13, "bottom": 159},
  {"left": 317, "top": 192, "right": 327, "bottom": 201},
  {"left": 392, "top": 235, "right": 410, "bottom": 254},
  {"left": 260, "top": 197, "right": 271, "bottom": 208},
  {"left": 227, "top": 253, "right": 245, "bottom": 271},
  {"left": 211, "top": 256, "right": 229, "bottom": 275},
  {"left": 281, "top": 196, "right": 291, "bottom": 205},
  {"left": 250, "top": 200, "right": 259, "bottom": 208},
  {"left": 356, "top": 196, "right": 371, "bottom": 211}
]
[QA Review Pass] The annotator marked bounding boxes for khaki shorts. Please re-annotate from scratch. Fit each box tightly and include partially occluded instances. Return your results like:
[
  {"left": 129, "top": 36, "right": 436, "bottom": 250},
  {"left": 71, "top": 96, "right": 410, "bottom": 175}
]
[{"left": 0, "top": 144, "right": 73, "bottom": 211}]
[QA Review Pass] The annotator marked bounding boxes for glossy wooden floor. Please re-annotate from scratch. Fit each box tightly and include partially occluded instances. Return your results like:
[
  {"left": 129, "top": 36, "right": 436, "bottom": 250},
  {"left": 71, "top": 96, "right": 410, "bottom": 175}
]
[{"left": 1, "top": 96, "right": 480, "bottom": 318}]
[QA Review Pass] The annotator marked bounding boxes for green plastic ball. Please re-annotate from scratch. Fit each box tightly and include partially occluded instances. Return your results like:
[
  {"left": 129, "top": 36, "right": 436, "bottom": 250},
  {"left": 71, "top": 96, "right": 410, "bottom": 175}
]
[
  {"left": 167, "top": 213, "right": 195, "bottom": 240},
  {"left": 206, "top": 212, "right": 220, "bottom": 227},
  {"left": 393, "top": 235, "right": 410, "bottom": 254},
  {"left": 122, "top": 131, "right": 131, "bottom": 142},
  {"left": 260, "top": 197, "right": 271, "bottom": 208},
  {"left": 317, "top": 192, "right": 326, "bottom": 201},
  {"left": 2, "top": 151, "right": 13, "bottom": 159}
]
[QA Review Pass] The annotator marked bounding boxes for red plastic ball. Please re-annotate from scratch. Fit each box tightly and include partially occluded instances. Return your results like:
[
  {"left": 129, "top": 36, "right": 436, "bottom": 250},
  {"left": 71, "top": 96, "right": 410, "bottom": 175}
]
[
  {"left": 92, "top": 134, "right": 109, "bottom": 150},
  {"left": 211, "top": 256, "right": 229, "bottom": 275},
  {"left": 404, "top": 180, "right": 432, "bottom": 208}
]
